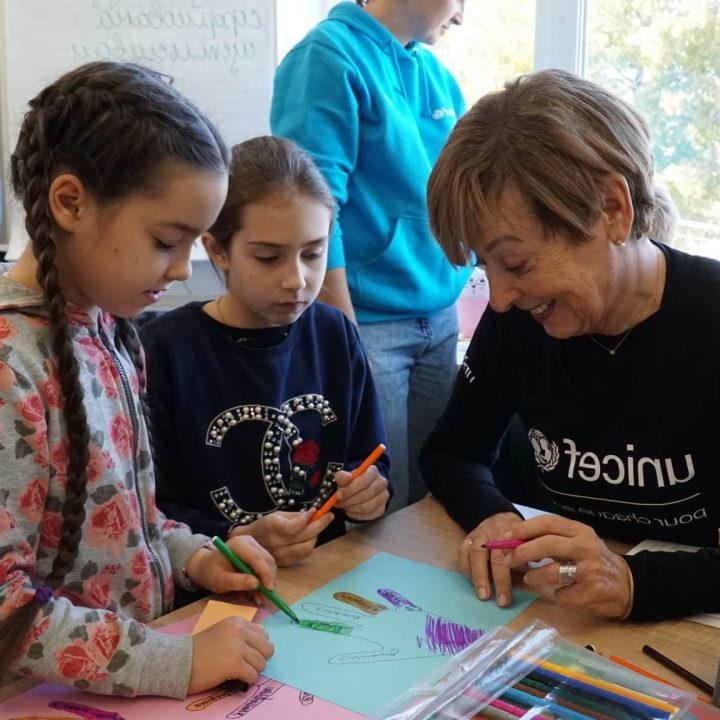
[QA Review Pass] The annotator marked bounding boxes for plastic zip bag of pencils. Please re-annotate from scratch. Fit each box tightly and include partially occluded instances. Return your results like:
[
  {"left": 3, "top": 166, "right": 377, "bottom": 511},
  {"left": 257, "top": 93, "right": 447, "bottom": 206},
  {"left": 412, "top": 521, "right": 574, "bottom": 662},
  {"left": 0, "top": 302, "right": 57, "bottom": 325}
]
[{"left": 371, "top": 620, "right": 696, "bottom": 720}]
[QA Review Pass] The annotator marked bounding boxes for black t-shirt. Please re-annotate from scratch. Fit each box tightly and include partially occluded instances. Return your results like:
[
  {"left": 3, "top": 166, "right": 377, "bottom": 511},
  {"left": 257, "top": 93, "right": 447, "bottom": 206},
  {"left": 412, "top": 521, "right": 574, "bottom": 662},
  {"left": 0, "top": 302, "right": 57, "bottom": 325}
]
[{"left": 421, "top": 242, "right": 720, "bottom": 619}]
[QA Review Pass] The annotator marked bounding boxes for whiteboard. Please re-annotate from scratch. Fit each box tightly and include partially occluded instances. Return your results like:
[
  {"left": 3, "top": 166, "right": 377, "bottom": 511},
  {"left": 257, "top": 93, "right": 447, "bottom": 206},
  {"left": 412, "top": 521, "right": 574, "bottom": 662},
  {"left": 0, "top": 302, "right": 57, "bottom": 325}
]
[{"left": 0, "top": 0, "right": 277, "bottom": 258}]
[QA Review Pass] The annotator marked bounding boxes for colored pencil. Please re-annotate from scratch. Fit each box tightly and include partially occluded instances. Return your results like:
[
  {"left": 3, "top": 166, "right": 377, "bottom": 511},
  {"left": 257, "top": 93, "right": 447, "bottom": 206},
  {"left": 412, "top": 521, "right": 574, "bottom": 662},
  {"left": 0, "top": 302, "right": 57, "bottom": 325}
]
[
  {"left": 609, "top": 654, "right": 710, "bottom": 704},
  {"left": 515, "top": 680, "right": 619, "bottom": 720},
  {"left": 532, "top": 662, "right": 676, "bottom": 717},
  {"left": 490, "top": 696, "right": 529, "bottom": 717},
  {"left": 523, "top": 674, "right": 639, "bottom": 720},
  {"left": 504, "top": 685, "right": 596, "bottom": 720},
  {"left": 608, "top": 655, "right": 678, "bottom": 688},
  {"left": 483, "top": 538, "right": 527, "bottom": 549},
  {"left": 309, "top": 443, "right": 386, "bottom": 522},
  {"left": 475, "top": 704, "right": 528, "bottom": 720},
  {"left": 430, "top": 683, "right": 537, "bottom": 720},
  {"left": 642, "top": 645, "right": 713, "bottom": 696}
]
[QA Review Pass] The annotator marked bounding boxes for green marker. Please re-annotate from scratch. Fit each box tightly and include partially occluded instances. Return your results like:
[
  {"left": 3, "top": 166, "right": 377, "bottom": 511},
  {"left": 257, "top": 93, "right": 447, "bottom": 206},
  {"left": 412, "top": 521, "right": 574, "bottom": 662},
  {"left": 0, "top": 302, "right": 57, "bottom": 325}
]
[
  {"left": 211, "top": 536, "right": 299, "bottom": 623},
  {"left": 297, "top": 619, "right": 353, "bottom": 635}
]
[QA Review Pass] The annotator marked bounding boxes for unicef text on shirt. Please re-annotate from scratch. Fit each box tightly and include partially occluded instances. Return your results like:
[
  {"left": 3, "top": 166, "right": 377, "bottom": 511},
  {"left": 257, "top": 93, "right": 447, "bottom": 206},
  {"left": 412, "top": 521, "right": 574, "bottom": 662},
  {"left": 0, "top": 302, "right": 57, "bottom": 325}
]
[
  {"left": 564, "top": 439, "right": 694, "bottom": 487},
  {"left": 528, "top": 429, "right": 694, "bottom": 487}
]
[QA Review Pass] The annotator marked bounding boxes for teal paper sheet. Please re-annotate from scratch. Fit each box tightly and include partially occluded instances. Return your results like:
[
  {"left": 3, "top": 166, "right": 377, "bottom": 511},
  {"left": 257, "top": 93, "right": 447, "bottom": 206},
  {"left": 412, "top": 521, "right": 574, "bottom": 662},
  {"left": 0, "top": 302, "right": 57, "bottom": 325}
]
[{"left": 262, "top": 552, "right": 536, "bottom": 715}]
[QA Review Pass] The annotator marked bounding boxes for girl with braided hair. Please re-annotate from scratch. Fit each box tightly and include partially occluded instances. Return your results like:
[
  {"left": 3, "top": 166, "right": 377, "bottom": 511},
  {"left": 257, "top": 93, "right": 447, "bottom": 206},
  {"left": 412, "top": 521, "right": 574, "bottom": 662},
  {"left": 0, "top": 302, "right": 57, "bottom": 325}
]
[{"left": 0, "top": 61, "right": 275, "bottom": 697}]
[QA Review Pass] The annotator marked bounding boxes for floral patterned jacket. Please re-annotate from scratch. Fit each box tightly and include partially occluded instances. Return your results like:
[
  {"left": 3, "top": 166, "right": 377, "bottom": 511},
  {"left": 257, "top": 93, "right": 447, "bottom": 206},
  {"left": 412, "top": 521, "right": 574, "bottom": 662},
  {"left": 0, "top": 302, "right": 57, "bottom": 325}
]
[{"left": 0, "top": 275, "right": 207, "bottom": 697}]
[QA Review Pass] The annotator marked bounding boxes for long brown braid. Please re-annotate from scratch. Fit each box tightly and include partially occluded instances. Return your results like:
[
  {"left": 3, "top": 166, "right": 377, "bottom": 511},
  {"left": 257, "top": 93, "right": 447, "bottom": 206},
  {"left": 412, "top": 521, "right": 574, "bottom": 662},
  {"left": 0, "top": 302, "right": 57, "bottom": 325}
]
[{"left": 0, "top": 62, "right": 228, "bottom": 679}]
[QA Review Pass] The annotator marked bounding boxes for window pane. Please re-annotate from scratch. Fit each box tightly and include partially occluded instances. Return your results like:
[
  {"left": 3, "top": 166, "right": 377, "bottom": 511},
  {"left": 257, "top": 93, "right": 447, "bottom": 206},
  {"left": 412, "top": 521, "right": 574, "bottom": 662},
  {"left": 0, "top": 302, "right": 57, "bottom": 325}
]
[
  {"left": 587, "top": 1, "right": 720, "bottom": 257},
  {"left": 434, "top": 2, "right": 535, "bottom": 105}
]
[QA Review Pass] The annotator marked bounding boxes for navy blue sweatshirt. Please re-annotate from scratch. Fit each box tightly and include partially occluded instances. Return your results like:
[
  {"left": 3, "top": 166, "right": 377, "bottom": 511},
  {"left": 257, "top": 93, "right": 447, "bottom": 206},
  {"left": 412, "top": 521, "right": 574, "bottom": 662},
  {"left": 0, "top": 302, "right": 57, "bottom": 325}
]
[
  {"left": 421, "top": 243, "right": 720, "bottom": 620},
  {"left": 141, "top": 301, "right": 389, "bottom": 545}
]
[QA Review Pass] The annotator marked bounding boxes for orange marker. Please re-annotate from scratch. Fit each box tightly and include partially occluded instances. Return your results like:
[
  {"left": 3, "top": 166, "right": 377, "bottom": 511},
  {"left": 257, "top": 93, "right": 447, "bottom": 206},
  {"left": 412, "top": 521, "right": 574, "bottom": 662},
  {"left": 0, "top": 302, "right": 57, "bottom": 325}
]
[
  {"left": 309, "top": 443, "right": 386, "bottom": 522},
  {"left": 609, "top": 654, "right": 678, "bottom": 686},
  {"left": 609, "top": 655, "right": 711, "bottom": 704}
]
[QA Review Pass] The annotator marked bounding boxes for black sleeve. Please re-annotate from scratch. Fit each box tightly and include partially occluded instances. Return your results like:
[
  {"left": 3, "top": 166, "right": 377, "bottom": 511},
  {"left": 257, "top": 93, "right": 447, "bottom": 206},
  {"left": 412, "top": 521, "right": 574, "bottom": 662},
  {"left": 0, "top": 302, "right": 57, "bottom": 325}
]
[
  {"left": 419, "top": 309, "right": 519, "bottom": 532},
  {"left": 625, "top": 548, "right": 720, "bottom": 620},
  {"left": 141, "top": 322, "right": 231, "bottom": 539}
]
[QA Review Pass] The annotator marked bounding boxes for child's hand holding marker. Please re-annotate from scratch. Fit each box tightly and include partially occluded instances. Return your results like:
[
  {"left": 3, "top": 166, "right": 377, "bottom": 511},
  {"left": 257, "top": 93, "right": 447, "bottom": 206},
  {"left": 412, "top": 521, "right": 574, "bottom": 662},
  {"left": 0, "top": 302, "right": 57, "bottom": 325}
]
[
  {"left": 333, "top": 462, "right": 390, "bottom": 521},
  {"left": 185, "top": 535, "right": 277, "bottom": 597},
  {"left": 311, "top": 443, "right": 389, "bottom": 523},
  {"left": 190, "top": 615, "right": 274, "bottom": 694},
  {"left": 480, "top": 514, "right": 634, "bottom": 619},
  {"left": 230, "top": 510, "right": 334, "bottom": 567}
]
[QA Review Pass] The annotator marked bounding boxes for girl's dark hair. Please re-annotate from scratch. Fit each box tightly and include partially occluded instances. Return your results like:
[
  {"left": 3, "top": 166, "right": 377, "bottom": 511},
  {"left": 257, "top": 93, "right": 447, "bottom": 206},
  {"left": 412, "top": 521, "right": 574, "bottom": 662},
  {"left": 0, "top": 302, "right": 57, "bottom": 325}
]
[
  {"left": 0, "top": 61, "right": 228, "bottom": 678},
  {"left": 207, "top": 135, "right": 335, "bottom": 255}
]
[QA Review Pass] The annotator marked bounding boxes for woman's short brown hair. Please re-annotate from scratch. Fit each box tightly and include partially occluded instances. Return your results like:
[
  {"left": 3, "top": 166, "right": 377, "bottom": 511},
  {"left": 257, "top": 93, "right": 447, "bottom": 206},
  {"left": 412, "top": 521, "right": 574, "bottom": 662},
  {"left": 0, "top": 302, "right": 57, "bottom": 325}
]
[{"left": 428, "top": 69, "right": 656, "bottom": 265}]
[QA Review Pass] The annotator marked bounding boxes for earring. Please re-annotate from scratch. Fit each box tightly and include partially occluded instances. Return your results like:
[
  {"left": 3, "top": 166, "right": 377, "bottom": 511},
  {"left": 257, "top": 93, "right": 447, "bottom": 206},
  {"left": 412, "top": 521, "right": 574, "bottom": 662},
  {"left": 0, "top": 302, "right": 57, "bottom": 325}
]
[{"left": 613, "top": 238, "right": 627, "bottom": 247}]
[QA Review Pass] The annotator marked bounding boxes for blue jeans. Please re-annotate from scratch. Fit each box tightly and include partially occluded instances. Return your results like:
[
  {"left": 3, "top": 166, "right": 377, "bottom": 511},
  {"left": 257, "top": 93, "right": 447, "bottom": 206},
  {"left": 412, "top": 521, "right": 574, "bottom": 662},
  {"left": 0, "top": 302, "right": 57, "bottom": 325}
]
[{"left": 358, "top": 304, "right": 459, "bottom": 513}]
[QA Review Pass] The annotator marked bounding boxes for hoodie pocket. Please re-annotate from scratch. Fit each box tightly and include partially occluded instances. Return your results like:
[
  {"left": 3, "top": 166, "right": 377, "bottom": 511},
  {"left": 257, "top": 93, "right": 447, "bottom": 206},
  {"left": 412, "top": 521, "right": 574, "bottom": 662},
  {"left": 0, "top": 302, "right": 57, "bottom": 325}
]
[{"left": 353, "top": 216, "right": 447, "bottom": 313}]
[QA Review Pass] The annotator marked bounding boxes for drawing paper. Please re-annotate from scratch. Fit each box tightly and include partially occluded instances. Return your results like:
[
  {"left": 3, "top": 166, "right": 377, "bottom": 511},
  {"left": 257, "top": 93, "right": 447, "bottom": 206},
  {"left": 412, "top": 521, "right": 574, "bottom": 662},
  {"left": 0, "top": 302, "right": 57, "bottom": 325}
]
[{"left": 262, "top": 552, "right": 536, "bottom": 715}]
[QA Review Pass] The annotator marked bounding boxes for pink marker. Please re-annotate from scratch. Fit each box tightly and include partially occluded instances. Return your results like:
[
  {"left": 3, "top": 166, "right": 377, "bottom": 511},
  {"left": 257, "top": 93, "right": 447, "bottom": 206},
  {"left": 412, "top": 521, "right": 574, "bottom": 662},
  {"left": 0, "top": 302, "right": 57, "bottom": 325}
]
[{"left": 482, "top": 539, "right": 526, "bottom": 550}]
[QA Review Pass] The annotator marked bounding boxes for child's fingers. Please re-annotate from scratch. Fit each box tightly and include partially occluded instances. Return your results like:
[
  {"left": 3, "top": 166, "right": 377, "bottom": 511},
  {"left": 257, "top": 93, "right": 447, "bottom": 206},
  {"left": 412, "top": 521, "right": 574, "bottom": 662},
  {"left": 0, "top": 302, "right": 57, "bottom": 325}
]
[
  {"left": 333, "top": 469, "right": 354, "bottom": 488},
  {"left": 294, "top": 511, "right": 334, "bottom": 540},
  {"left": 190, "top": 619, "right": 270, "bottom": 693},
  {"left": 274, "top": 537, "right": 322, "bottom": 566},
  {"left": 226, "top": 535, "right": 277, "bottom": 589},
  {"left": 242, "top": 645, "right": 271, "bottom": 675},
  {"left": 219, "top": 573, "right": 262, "bottom": 594},
  {"left": 270, "top": 515, "right": 333, "bottom": 562},
  {"left": 265, "top": 510, "right": 312, "bottom": 537},
  {"left": 243, "top": 622, "right": 275, "bottom": 659},
  {"left": 344, "top": 495, "right": 389, "bottom": 521},
  {"left": 335, "top": 465, "right": 383, "bottom": 501},
  {"left": 341, "top": 488, "right": 387, "bottom": 513},
  {"left": 341, "top": 480, "right": 389, "bottom": 521}
]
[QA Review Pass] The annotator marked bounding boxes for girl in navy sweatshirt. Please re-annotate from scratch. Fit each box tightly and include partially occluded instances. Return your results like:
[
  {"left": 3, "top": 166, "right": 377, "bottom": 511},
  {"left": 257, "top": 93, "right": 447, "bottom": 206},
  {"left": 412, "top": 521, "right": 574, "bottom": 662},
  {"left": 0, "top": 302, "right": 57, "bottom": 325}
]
[{"left": 141, "top": 136, "right": 390, "bottom": 568}]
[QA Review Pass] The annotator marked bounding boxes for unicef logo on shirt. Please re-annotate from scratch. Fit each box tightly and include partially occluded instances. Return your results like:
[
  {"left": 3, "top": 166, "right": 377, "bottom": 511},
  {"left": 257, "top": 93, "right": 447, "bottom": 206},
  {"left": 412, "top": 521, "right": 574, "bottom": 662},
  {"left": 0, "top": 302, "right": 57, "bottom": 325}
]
[{"left": 528, "top": 428, "right": 559, "bottom": 472}]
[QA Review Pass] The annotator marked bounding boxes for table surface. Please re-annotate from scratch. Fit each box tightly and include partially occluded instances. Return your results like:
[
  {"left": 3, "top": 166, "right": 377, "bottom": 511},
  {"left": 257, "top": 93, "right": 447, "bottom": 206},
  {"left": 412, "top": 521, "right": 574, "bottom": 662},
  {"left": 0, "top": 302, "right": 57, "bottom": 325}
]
[{"left": 1, "top": 496, "right": 717, "bottom": 703}]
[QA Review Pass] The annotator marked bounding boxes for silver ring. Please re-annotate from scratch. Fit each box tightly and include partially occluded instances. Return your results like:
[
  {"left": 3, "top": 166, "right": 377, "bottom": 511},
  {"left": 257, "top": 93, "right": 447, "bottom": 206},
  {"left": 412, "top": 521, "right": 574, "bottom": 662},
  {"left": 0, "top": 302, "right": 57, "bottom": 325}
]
[{"left": 557, "top": 561, "right": 577, "bottom": 586}]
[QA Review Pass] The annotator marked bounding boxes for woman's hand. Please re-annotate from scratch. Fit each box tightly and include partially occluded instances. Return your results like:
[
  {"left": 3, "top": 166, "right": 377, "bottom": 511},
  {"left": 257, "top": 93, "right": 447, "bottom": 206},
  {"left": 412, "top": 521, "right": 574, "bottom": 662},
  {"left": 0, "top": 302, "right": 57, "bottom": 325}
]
[
  {"left": 502, "top": 515, "right": 633, "bottom": 618},
  {"left": 185, "top": 535, "right": 277, "bottom": 594},
  {"left": 189, "top": 617, "right": 274, "bottom": 693},
  {"left": 335, "top": 466, "right": 389, "bottom": 521},
  {"left": 460, "top": 512, "right": 524, "bottom": 607},
  {"left": 230, "top": 511, "right": 334, "bottom": 566}
]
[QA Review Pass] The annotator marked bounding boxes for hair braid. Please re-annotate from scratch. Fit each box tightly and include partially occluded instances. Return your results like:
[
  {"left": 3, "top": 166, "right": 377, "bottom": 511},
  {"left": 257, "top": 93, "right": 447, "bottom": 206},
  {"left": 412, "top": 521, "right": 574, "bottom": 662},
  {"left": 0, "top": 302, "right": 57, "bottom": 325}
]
[{"left": 0, "top": 118, "right": 90, "bottom": 680}]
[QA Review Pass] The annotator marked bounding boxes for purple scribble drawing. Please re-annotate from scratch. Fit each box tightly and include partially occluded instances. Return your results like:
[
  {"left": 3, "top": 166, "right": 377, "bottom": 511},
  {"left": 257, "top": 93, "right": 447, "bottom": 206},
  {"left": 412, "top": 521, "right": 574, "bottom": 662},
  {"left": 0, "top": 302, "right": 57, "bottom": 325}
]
[
  {"left": 226, "top": 677, "right": 283, "bottom": 718},
  {"left": 307, "top": 588, "right": 484, "bottom": 664},
  {"left": 49, "top": 699, "right": 125, "bottom": 720},
  {"left": 377, "top": 588, "right": 420, "bottom": 611},
  {"left": 299, "top": 690, "right": 315, "bottom": 706},
  {"left": 417, "top": 613, "right": 484, "bottom": 654}
]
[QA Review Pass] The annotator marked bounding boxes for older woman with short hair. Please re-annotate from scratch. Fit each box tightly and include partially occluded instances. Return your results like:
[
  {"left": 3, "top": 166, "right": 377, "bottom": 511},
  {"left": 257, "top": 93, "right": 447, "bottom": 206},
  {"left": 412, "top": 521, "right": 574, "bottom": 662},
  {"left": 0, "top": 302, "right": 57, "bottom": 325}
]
[{"left": 421, "top": 69, "right": 720, "bottom": 622}]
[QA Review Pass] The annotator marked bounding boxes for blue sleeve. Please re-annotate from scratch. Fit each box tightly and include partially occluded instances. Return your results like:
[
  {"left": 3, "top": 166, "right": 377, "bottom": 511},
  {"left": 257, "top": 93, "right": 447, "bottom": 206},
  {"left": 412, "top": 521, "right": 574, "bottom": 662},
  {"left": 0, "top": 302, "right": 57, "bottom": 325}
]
[
  {"left": 141, "top": 322, "right": 230, "bottom": 539},
  {"left": 271, "top": 41, "right": 362, "bottom": 270}
]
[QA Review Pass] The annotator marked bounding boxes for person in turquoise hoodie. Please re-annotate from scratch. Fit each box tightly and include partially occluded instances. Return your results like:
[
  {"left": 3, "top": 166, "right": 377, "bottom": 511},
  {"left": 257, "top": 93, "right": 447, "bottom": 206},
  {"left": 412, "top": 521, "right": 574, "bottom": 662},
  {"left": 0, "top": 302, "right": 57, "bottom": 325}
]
[{"left": 271, "top": 0, "right": 471, "bottom": 512}]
